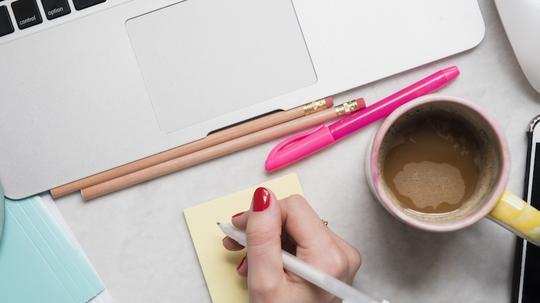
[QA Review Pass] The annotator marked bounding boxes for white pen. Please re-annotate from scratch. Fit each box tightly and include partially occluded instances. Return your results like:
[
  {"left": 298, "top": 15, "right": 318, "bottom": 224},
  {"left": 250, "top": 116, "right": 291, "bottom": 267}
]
[{"left": 217, "top": 222, "right": 388, "bottom": 303}]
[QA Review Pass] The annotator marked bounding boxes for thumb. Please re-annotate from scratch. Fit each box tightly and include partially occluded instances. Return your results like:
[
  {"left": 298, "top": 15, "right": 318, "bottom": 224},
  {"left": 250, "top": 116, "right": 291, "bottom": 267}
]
[{"left": 246, "top": 187, "right": 285, "bottom": 291}]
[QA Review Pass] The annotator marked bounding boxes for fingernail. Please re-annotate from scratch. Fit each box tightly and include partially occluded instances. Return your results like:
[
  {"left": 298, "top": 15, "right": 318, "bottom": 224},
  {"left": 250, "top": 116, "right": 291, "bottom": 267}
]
[
  {"left": 236, "top": 256, "right": 246, "bottom": 271},
  {"left": 252, "top": 187, "right": 271, "bottom": 212},
  {"left": 232, "top": 211, "right": 245, "bottom": 218}
]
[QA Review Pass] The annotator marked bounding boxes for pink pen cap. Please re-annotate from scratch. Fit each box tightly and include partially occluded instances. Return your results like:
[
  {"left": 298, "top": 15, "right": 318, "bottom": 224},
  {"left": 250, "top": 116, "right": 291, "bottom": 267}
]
[
  {"left": 265, "top": 98, "right": 366, "bottom": 172},
  {"left": 265, "top": 124, "right": 336, "bottom": 172}
]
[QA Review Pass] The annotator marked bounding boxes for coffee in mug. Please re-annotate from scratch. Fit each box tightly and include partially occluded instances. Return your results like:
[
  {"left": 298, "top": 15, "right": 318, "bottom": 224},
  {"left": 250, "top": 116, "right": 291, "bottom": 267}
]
[{"left": 382, "top": 113, "right": 481, "bottom": 214}]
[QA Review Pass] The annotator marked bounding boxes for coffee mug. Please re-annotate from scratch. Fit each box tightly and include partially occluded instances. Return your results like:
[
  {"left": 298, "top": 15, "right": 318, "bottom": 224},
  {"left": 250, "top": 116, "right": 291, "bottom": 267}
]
[{"left": 366, "top": 94, "right": 540, "bottom": 245}]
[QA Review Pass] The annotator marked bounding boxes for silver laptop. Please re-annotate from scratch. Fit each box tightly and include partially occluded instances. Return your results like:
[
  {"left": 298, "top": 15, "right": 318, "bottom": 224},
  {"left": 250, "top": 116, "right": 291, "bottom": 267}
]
[{"left": 0, "top": 0, "right": 485, "bottom": 199}]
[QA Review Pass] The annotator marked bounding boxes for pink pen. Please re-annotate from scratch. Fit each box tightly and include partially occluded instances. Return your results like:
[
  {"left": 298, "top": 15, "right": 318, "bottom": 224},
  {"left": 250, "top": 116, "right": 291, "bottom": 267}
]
[{"left": 265, "top": 66, "right": 460, "bottom": 172}]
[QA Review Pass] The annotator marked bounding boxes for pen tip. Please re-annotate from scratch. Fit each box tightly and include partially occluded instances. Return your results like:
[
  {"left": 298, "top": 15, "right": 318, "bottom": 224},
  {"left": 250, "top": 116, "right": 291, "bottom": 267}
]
[{"left": 216, "top": 222, "right": 220, "bottom": 226}]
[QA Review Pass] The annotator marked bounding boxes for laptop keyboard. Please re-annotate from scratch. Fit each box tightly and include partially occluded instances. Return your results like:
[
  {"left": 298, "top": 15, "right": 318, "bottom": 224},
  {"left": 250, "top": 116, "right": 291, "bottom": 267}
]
[
  {"left": 0, "top": 5, "right": 15, "bottom": 36},
  {"left": 73, "top": 0, "right": 105, "bottom": 10},
  {"left": 12, "top": 0, "right": 42, "bottom": 29},
  {"left": 0, "top": 0, "right": 108, "bottom": 38},
  {"left": 42, "top": 0, "right": 71, "bottom": 20}
]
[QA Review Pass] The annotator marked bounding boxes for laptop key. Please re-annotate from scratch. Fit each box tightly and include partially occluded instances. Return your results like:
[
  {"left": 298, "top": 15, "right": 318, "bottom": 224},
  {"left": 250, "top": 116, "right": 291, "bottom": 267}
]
[
  {"left": 41, "top": 0, "right": 71, "bottom": 20},
  {"left": 0, "top": 6, "right": 14, "bottom": 37},
  {"left": 72, "top": 0, "right": 105, "bottom": 11},
  {"left": 11, "top": 0, "right": 42, "bottom": 30}
]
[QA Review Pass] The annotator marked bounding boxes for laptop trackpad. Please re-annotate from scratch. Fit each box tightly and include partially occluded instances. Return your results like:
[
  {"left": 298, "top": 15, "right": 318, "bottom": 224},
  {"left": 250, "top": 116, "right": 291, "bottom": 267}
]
[{"left": 126, "top": 0, "right": 316, "bottom": 133}]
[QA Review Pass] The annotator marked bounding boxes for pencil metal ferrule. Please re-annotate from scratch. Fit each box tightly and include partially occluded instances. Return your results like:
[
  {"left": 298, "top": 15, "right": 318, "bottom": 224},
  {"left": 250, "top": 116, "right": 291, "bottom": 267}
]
[
  {"left": 335, "top": 100, "right": 359, "bottom": 116},
  {"left": 303, "top": 99, "right": 329, "bottom": 115}
]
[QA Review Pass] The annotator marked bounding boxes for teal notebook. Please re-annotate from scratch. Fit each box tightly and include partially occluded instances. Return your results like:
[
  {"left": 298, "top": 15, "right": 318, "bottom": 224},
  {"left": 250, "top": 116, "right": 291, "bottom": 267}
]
[{"left": 0, "top": 196, "right": 104, "bottom": 303}]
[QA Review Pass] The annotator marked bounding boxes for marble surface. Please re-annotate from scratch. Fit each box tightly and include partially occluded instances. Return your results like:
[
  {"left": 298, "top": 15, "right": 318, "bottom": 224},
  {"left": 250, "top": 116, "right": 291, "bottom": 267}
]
[{"left": 55, "top": 1, "right": 540, "bottom": 302}]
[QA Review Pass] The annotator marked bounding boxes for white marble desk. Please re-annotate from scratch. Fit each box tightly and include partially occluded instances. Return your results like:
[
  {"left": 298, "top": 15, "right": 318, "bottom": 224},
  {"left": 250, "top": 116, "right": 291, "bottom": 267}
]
[{"left": 55, "top": 1, "right": 540, "bottom": 302}]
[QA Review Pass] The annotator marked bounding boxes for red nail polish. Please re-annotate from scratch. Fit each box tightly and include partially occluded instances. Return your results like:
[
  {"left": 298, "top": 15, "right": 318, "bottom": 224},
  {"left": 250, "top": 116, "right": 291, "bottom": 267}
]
[
  {"left": 252, "top": 187, "right": 271, "bottom": 212},
  {"left": 236, "top": 256, "right": 246, "bottom": 271},
  {"left": 232, "top": 211, "right": 245, "bottom": 218}
]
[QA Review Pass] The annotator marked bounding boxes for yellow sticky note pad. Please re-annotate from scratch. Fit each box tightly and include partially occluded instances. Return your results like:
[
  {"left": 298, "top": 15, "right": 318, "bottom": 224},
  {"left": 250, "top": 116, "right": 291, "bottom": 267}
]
[{"left": 184, "top": 173, "right": 304, "bottom": 303}]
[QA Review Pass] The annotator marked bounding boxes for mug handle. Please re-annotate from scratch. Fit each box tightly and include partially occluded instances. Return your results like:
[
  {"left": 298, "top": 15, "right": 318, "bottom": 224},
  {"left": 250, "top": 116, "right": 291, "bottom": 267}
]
[{"left": 488, "top": 190, "right": 540, "bottom": 246}]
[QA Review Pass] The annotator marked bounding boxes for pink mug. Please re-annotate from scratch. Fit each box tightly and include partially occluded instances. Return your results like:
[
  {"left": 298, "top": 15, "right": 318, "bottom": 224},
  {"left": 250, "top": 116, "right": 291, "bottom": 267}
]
[{"left": 366, "top": 94, "right": 540, "bottom": 245}]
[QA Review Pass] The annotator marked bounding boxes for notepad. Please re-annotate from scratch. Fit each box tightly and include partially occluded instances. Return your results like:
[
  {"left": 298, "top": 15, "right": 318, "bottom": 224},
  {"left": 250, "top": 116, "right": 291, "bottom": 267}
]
[
  {"left": 0, "top": 196, "right": 104, "bottom": 303},
  {"left": 184, "top": 173, "right": 304, "bottom": 303}
]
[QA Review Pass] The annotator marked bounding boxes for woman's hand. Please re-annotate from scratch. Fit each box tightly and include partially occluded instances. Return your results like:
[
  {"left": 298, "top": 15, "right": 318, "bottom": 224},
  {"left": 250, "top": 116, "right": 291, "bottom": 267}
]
[{"left": 222, "top": 187, "right": 362, "bottom": 303}]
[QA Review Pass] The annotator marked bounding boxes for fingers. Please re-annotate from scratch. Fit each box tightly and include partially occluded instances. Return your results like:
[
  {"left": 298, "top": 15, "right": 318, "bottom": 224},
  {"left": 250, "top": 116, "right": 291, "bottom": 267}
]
[
  {"left": 231, "top": 210, "right": 248, "bottom": 230},
  {"left": 327, "top": 230, "right": 362, "bottom": 280},
  {"left": 279, "top": 195, "right": 361, "bottom": 281},
  {"left": 245, "top": 187, "right": 286, "bottom": 293},
  {"left": 237, "top": 256, "right": 248, "bottom": 277},
  {"left": 280, "top": 194, "right": 335, "bottom": 252},
  {"left": 235, "top": 194, "right": 335, "bottom": 250},
  {"left": 225, "top": 189, "right": 362, "bottom": 286},
  {"left": 222, "top": 236, "right": 244, "bottom": 251}
]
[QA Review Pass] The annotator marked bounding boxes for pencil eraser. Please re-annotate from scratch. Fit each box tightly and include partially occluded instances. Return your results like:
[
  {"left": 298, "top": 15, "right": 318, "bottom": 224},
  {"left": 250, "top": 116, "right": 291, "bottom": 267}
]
[
  {"left": 355, "top": 98, "right": 366, "bottom": 110},
  {"left": 324, "top": 97, "right": 334, "bottom": 108}
]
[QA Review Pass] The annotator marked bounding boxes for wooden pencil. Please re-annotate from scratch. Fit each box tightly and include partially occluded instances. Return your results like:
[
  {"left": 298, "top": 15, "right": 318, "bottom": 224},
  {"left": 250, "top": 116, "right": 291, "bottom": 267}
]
[
  {"left": 80, "top": 99, "right": 365, "bottom": 201},
  {"left": 50, "top": 98, "right": 334, "bottom": 199}
]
